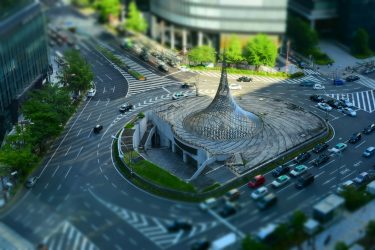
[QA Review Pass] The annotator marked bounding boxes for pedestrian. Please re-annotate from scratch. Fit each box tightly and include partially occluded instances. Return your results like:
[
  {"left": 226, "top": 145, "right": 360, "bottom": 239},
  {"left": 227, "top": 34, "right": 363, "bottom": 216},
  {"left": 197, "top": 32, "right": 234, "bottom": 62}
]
[{"left": 324, "top": 234, "right": 331, "bottom": 245}]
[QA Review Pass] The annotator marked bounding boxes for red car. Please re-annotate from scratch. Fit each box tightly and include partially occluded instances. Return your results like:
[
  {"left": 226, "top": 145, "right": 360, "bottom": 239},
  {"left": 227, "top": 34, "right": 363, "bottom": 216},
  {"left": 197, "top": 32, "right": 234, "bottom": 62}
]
[{"left": 248, "top": 175, "right": 266, "bottom": 188}]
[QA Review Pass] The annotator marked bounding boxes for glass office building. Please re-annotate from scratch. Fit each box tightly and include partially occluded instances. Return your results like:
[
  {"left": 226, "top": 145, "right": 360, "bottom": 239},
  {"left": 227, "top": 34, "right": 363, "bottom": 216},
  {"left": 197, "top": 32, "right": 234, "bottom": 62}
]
[
  {"left": 149, "top": 0, "right": 287, "bottom": 51},
  {"left": 0, "top": 0, "right": 49, "bottom": 143}
]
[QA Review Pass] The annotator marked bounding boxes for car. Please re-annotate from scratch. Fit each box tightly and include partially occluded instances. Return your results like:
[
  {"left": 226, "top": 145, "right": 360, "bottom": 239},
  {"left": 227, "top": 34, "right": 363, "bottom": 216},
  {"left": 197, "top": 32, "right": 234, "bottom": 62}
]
[
  {"left": 271, "top": 175, "right": 290, "bottom": 188},
  {"left": 181, "top": 83, "right": 191, "bottom": 89},
  {"left": 172, "top": 92, "right": 188, "bottom": 100},
  {"left": 251, "top": 187, "right": 269, "bottom": 200},
  {"left": 158, "top": 64, "right": 169, "bottom": 72},
  {"left": 299, "top": 80, "right": 315, "bottom": 87},
  {"left": 87, "top": 88, "right": 96, "bottom": 97},
  {"left": 326, "top": 99, "right": 342, "bottom": 109},
  {"left": 256, "top": 193, "right": 277, "bottom": 210},
  {"left": 349, "top": 133, "right": 362, "bottom": 144},
  {"left": 199, "top": 197, "right": 219, "bottom": 210},
  {"left": 248, "top": 175, "right": 266, "bottom": 188},
  {"left": 336, "top": 180, "right": 355, "bottom": 194},
  {"left": 313, "top": 83, "right": 325, "bottom": 90},
  {"left": 299, "top": 62, "right": 307, "bottom": 68},
  {"left": 272, "top": 165, "right": 290, "bottom": 177},
  {"left": 342, "top": 107, "right": 357, "bottom": 117},
  {"left": 294, "top": 152, "right": 311, "bottom": 164},
  {"left": 363, "top": 124, "right": 375, "bottom": 134},
  {"left": 119, "top": 103, "right": 133, "bottom": 113},
  {"left": 190, "top": 239, "right": 210, "bottom": 250},
  {"left": 345, "top": 75, "right": 360, "bottom": 82},
  {"left": 25, "top": 176, "right": 38, "bottom": 188},
  {"left": 166, "top": 219, "right": 192, "bottom": 232},
  {"left": 363, "top": 146, "right": 375, "bottom": 157},
  {"left": 290, "top": 165, "right": 308, "bottom": 177},
  {"left": 333, "top": 79, "right": 345, "bottom": 85},
  {"left": 313, "top": 143, "right": 329, "bottom": 153},
  {"left": 312, "top": 154, "right": 330, "bottom": 167},
  {"left": 218, "top": 203, "right": 237, "bottom": 217},
  {"left": 295, "top": 173, "right": 314, "bottom": 189},
  {"left": 340, "top": 98, "right": 353, "bottom": 107},
  {"left": 93, "top": 124, "right": 103, "bottom": 134},
  {"left": 329, "top": 143, "right": 347, "bottom": 153},
  {"left": 179, "top": 66, "right": 189, "bottom": 72},
  {"left": 229, "top": 84, "right": 242, "bottom": 90},
  {"left": 237, "top": 76, "right": 252, "bottom": 82},
  {"left": 225, "top": 189, "right": 240, "bottom": 201},
  {"left": 310, "top": 95, "right": 325, "bottom": 102},
  {"left": 353, "top": 172, "right": 370, "bottom": 185},
  {"left": 317, "top": 102, "right": 332, "bottom": 111}
]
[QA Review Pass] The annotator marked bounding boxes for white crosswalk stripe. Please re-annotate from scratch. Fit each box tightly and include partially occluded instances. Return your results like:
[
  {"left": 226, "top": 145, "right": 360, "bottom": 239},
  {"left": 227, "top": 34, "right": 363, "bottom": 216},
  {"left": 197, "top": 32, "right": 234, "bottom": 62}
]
[
  {"left": 43, "top": 221, "right": 98, "bottom": 250},
  {"left": 356, "top": 75, "right": 375, "bottom": 89},
  {"left": 303, "top": 68, "right": 321, "bottom": 75},
  {"left": 325, "top": 90, "right": 375, "bottom": 113}
]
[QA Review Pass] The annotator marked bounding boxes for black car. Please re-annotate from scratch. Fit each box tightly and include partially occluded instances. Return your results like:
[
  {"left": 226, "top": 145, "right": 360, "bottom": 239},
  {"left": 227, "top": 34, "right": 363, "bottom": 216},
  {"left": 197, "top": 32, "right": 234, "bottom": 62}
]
[
  {"left": 218, "top": 203, "right": 237, "bottom": 218},
  {"left": 166, "top": 219, "right": 192, "bottom": 232},
  {"left": 313, "top": 143, "right": 329, "bottom": 153},
  {"left": 349, "top": 132, "right": 362, "bottom": 144},
  {"left": 363, "top": 124, "right": 375, "bottom": 134},
  {"left": 295, "top": 173, "right": 314, "bottom": 189},
  {"left": 93, "top": 125, "right": 103, "bottom": 134},
  {"left": 326, "top": 99, "right": 342, "bottom": 109},
  {"left": 237, "top": 76, "right": 252, "bottom": 82},
  {"left": 158, "top": 64, "right": 169, "bottom": 72},
  {"left": 345, "top": 75, "right": 360, "bottom": 82},
  {"left": 294, "top": 152, "right": 311, "bottom": 164},
  {"left": 191, "top": 239, "right": 210, "bottom": 250},
  {"left": 181, "top": 83, "right": 191, "bottom": 89},
  {"left": 312, "top": 154, "right": 330, "bottom": 167},
  {"left": 310, "top": 95, "right": 325, "bottom": 102},
  {"left": 272, "top": 165, "right": 290, "bottom": 177},
  {"left": 119, "top": 103, "right": 133, "bottom": 113}
]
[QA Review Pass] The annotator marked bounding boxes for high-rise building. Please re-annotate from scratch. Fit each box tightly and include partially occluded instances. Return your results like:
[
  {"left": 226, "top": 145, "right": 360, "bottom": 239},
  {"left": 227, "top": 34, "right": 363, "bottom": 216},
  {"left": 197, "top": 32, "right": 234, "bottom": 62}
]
[
  {"left": 149, "top": 0, "right": 288, "bottom": 51},
  {"left": 0, "top": 0, "right": 49, "bottom": 143}
]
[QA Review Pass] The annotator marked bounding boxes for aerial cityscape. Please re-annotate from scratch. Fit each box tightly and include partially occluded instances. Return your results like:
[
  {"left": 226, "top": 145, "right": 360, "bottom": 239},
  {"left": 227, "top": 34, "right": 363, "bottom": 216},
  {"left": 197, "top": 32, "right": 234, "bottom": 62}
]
[{"left": 1, "top": 0, "right": 375, "bottom": 249}]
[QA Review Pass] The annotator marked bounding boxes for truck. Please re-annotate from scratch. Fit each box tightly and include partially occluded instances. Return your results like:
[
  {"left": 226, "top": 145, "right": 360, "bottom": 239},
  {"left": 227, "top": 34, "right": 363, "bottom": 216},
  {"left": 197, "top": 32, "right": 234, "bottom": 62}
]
[{"left": 210, "top": 233, "right": 237, "bottom": 250}]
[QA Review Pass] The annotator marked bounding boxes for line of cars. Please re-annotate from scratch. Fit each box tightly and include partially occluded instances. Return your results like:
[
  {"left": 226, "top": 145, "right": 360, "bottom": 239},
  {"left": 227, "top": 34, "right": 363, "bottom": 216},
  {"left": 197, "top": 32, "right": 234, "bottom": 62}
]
[{"left": 310, "top": 94, "right": 357, "bottom": 117}]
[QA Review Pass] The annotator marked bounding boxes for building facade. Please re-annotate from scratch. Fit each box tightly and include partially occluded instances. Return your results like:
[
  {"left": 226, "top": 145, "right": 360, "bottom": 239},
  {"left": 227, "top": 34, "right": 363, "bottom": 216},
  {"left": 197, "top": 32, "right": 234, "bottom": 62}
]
[
  {"left": 0, "top": 0, "right": 49, "bottom": 143},
  {"left": 149, "top": 0, "right": 288, "bottom": 51}
]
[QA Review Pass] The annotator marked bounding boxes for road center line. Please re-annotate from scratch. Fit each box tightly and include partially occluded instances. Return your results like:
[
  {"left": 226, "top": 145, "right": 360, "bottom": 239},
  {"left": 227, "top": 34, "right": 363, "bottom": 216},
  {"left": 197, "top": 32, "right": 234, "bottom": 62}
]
[
  {"left": 52, "top": 165, "right": 61, "bottom": 177},
  {"left": 65, "top": 166, "right": 72, "bottom": 179},
  {"left": 64, "top": 146, "right": 71, "bottom": 156},
  {"left": 75, "top": 146, "right": 84, "bottom": 159},
  {"left": 354, "top": 140, "right": 366, "bottom": 149}
]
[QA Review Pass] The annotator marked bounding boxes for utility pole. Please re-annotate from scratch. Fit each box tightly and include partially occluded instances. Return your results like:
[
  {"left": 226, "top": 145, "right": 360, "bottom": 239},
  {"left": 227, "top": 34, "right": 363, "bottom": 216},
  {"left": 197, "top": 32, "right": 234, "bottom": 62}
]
[{"left": 285, "top": 39, "right": 291, "bottom": 74}]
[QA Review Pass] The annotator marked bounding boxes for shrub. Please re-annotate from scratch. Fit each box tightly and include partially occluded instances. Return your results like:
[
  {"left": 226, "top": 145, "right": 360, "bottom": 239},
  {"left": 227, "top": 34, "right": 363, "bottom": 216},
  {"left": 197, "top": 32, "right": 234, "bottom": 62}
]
[
  {"left": 137, "top": 112, "right": 145, "bottom": 119},
  {"left": 290, "top": 71, "right": 305, "bottom": 78},
  {"left": 310, "top": 49, "right": 334, "bottom": 65},
  {"left": 128, "top": 69, "right": 145, "bottom": 80}
]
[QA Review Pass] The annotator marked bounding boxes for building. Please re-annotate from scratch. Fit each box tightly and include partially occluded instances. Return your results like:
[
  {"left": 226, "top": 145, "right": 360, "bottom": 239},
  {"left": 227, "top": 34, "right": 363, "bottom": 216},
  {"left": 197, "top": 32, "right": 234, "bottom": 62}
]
[
  {"left": 149, "top": 0, "right": 288, "bottom": 52},
  {"left": 0, "top": 0, "right": 49, "bottom": 143}
]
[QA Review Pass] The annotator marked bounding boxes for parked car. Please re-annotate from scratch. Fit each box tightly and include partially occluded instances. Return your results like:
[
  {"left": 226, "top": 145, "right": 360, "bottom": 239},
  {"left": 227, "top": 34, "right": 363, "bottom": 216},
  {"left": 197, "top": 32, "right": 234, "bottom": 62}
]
[
  {"left": 191, "top": 239, "right": 210, "bottom": 250},
  {"left": 166, "top": 219, "right": 192, "bottom": 232},
  {"left": 248, "top": 175, "right": 266, "bottom": 188},
  {"left": 329, "top": 143, "right": 347, "bottom": 153},
  {"left": 342, "top": 107, "right": 357, "bottom": 117},
  {"left": 119, "top": 103, "right": 133, "bottom": 113},
  {"left": 256, "top": 193, "right": 277, "bottom": 210},
  {"left": 313, "top": 143, "right": 329, "bottom": 153},
  {"left": 271, "top": 175, "right": 290, "bottom": 188},
  {"left": 312, "top": 154, "right": 330, "bottom": 167},
  {"left": 218, "top": 202, "right": 237, "bottom": 217},
  {"left": 272, "top": 165, "right": 290, "bottom": 177},
  {"left": 172, "top": 92, "right": 188, "bottom": 100},
  {"left": 353, "top": 172, "right": 370, "bottom": 185},
  {"left": 87, "top": 88, "right": 96, "bottom": 97},
  {"left": 181, "top": 83, "right": 191, "bottom": 89},
  {"left": 345, "top": 75, "right": 360, "bottom": 82},
  {"left": 290, "top": 165, "right": 308, "bottom": 177},
  {"left": 337, "top": 180, "right": 356, "bottom": 194},
  {"left": 25, "top": 176, "right": 38, "bottom": 188},
  {"left": 300, "top": 80, "right": 315, "bottom": 87},
  {"left": 333, "top": 79, "right": 345, "bottom": 85},
  {"left": 295, "top": 173, "right": 314, "bottom": 189},
  {"left": 313, "top": 83, "right": 325, "bottom": 90},
  {"left": 349, "top": 132, "right": 362, "bottom": 144},
  {"left": 363, "top": 146, "right": 375, "bottom": 157},
  {"left": 229, "top": 84, "right": 242, "bottom": 90},
  {"left": 199, "top": 197, "right": 218, "bottom": 210},
  {"left": 310, "top": 95, "right": 325, "bottom": 102},
  {"left": 363, "top": 124, "right": 375, "bottom": 134},
  {"left": 317, "top": 102, "right": 332, "bottom": 111},
  {"left": 225, "top": 189, "right": 240, "bottom": 201},
  {"left": 251, "top": 187, "right": 269, "bottom": 200},
  {"left": 93, "top": 124, "right": 103, "bottom": 134},
  {"left": 294, "top": 152, "right": 311, "bottom": 164},
  {"left": 237, "top": 76, "right": 252, "bottom": 82}
]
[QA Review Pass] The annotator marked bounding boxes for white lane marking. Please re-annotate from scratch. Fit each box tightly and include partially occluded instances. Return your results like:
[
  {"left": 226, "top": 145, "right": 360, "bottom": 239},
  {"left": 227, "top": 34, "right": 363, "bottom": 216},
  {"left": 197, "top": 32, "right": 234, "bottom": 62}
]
[
  {"left": 341, "top": 171, "right": 356, "bottom": 180},
  {"left": 97, "top": 113, "right": 102, "bottom": 121},
  {"left": 322, "top": 176, "right": 336, "bottom": 185},
  {"left": 354, "top": 140, "right": 366, "bottom": 149},
  {"left": 286, "top": 189, "right": 304, "bottom": 200},
  {"left": 76, "top": 128, "right": 82, "bottom": 136},
  {"left": 52, "top": 165, "right": 61, "bottom": 177},
  {"left": 86, "top": 112, "right": 92, "bottom": 121},
  {"left": 162, "top": 87, "right": 171, "bottom": 94},
  {"left": 105, "top": 74, "right": 112, "bottom": 80},
  {"left": 65, "top": 166, "right": 72, "bottom": 179},
  {"left": 97, "top": 76, "right": 103, "bottom": 82},
  {"left": 75, "top": 146, "right": 84, "bottom": 159},
  {"left": 65, "top": 146, "right": 71, "bottom": 156}
]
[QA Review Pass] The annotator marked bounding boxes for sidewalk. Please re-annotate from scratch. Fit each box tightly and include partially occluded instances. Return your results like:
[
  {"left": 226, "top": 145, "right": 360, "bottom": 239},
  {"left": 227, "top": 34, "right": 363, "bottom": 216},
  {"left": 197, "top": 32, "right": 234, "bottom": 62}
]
[{"left": 301, "top": 199, "right": 375, "bottom": 250}]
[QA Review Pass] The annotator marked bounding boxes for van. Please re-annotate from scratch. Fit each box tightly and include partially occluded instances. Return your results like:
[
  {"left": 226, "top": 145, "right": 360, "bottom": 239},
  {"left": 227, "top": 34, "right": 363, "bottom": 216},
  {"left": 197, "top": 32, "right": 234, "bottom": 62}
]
[
  {"left": 295, "top": 173, "right": 315, "bottom": 189},
  {"left": 257, "top": 193, "right": 277, "bottom": 210}
]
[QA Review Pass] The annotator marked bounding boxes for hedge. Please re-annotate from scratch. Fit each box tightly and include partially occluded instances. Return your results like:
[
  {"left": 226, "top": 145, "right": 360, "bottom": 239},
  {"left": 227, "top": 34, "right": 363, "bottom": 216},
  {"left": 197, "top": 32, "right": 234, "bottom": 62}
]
[{"left": 128, "top": 69, "right": 146, "bottom": 80}]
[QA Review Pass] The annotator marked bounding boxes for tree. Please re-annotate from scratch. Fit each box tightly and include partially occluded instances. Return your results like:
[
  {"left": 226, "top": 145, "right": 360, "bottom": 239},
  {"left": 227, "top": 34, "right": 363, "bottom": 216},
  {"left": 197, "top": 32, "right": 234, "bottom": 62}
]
[
  {"left": 226, "top": 35, "right": 243, "bottom": 65},
  {"left": 364, "top": 220, "right": 375, "bottom": 246},
  {"left": 95, "top": 0, "right": 121, "bottom": 23},
  {"left": 270, "top": 223, "right": 291, "bottom": 250},
  {"left": 341, "top": 186, "right": 371, "bottom": 211},
  {"left": 334, "top": 241, "right": 349, "bottom": 250},
  {"left": 290, "top": 210, "right": 307, "bottom": 250},
  {"left": 188, "top": 45, "right": 216, "bottom": 65},
  {"left": 287, "top": 16, "right": 318, "bottom": 55},
  {"left": 242, "top": 235, "right": 269, "bottom": 250},
  {"left": 351, "top": 28, "right": 372, "bottom": 57},
  {"left": 125, "top": 0, "right": 148, "bottom": 33},
  {"left": 243, "top": 34, "right": 278, "bottom": 69}
]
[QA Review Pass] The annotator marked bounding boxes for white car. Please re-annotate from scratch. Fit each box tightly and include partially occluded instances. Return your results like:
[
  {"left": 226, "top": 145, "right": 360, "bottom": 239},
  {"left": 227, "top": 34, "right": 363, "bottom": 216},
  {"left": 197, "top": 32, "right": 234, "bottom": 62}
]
[
  {"left": 271, "top": 175, "right": 290, "bottom": 188},
  {"left": 317, "top": 102, "right": 332, "bottom": 111},
  {"left": 290, "top": 165, "right": 308, "bottom": 177},
  {"left": 172, "top": 92, "right": 188, "bottom": 100},
  {"left": 329, "top": 143, "right": 347, "bottom": 153},
  {"left": 313, "top": 84, "right": 325, "bottom": 90},
  {"left": 229, "top": 84, "right": 242, "bottom": 90},
  {"left": 336, "top": 180, "right": 355, "bottom": 194},
  {"left": 342, "top": 107, "right": 356, "bottom": 117},
  {"left": 199, "top": 197, "right": 218, "bottom": 210},
  {"left": 179, "top": 66, "right": 189, "bottom": 72},
  {"left": 87, "top": 88, "right": 96, "bottom": 97},
  {"left": 251, "top": 187, "right": 269, "bottom": 200}
]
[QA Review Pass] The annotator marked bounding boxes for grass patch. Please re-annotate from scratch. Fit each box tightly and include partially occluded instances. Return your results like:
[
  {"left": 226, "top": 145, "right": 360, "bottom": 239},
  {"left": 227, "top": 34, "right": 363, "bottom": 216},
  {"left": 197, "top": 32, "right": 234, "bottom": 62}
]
[
  {"left": 290, "top": 71, "right": 305, "bottom": 78},
  {"left": 96, "top": 46, "right": 127, "bottom": 69},
  {"left": 202, "top": 183, "right": 221, "bottom": 192},
  {"left": 189, "top": 66, "right": 291, "bottom": 78},
  {"left": 128, "top": 69, "right": 146, "bottom": 80}
]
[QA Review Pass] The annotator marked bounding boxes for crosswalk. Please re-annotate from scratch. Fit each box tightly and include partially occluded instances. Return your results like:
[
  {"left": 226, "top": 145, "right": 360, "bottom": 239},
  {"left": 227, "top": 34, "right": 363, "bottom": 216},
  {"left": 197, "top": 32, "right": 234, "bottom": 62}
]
[
  {"left": 355, "top": 75, "right": 375, "bottom": 89},
  {"left": 303, "top": 68, "right": 321, "bottom": 75},
  {"left": 325, "top": 90, "right": 375, "bottom": 113},
  {"left": 43, "top": 220, "right": 98, "bottom": 250},
  {"left": 89, "top": 189, "right": 217, "bottom": 249}
]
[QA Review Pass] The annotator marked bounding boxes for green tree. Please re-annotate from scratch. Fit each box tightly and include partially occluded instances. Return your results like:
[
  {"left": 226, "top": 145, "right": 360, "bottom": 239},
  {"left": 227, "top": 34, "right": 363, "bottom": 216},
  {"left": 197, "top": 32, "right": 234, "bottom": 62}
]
[
  {"left": 341, "top": 186, "right": 371, "bottom": 211},
  {"left": 188, "top": 45, "right": 216, "bottom": 65},
  {"left": 270, "top": 223, "right": 291, "bottom": 250},
  {"left": 351, "top": 28, "right": 372, "bottom": 58},
  {"left": 71, "top": 0, "right": 93, "bottom": 7},
  {"left": 125, "top": 0, "right": 148, "bottom": 33},
  {"left": 287, "top": 16, "right": 318, "bottom": 55},
  {"left": 364, "top": 220, "right": 375, "bottom": 246},
  {"left": 226, "top": 35, "right": 243, "bottom": 65},
  {"left": 243, "top": 34, "right": 278, "bottom": 69},
  {"left": 334, "top": 241, "right": 349, "bottom": 250},
  {"left": 95, "top": 0, "right": 121, "bottom": 23},
  {"left": 290, "top": 210, "right": 307, "bottom": 250},
  {"left": 242, "top": 235, "right": 269, "bottom": 250}
]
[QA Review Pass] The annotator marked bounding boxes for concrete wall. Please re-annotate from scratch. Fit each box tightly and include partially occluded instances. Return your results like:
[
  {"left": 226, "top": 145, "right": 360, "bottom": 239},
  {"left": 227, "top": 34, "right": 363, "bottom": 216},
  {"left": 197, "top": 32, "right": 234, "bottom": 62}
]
[{"left": 132, "top": 117, "right": 147, "bottom": 150}]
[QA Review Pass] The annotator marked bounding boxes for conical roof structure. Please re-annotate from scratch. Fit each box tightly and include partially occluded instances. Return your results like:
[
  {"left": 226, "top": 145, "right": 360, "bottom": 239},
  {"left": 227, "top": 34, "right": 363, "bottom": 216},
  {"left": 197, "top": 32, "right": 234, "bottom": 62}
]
[{"left": 183, "top": 57, "right": 261, "bottom": 140}]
